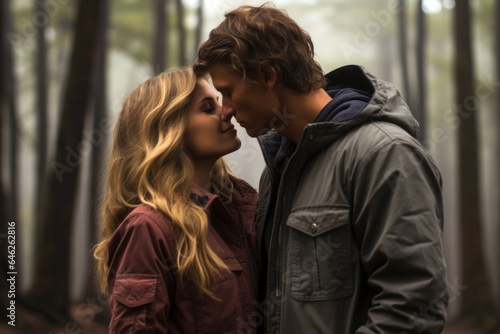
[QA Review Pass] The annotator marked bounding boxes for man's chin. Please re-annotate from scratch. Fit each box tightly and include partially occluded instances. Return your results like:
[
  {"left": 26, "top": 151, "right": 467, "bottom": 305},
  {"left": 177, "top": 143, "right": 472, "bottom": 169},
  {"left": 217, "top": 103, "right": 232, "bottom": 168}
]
[{"left": 250, "top": 127, "right": 271, "bottom": 138}]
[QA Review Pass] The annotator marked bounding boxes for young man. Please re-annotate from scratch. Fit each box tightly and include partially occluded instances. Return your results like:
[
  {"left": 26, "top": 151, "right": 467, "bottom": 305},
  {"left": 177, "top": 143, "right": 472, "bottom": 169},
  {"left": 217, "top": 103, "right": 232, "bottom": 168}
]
[{"left": 194, "top": 4, "right": 448, "bottom": 333}]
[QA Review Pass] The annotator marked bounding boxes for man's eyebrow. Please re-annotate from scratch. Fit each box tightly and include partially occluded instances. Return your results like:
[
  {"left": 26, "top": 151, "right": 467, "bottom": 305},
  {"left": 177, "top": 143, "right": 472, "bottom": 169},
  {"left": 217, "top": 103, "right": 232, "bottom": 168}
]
[{"left": 213, "top": 84, "right": 229, "bottom": 92}]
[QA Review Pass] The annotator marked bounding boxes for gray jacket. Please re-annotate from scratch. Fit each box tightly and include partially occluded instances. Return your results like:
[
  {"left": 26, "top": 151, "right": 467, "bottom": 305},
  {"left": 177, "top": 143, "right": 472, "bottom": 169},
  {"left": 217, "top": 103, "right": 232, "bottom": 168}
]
[{"left": 255, "top": 65, "right": 448, "bottom": 334}]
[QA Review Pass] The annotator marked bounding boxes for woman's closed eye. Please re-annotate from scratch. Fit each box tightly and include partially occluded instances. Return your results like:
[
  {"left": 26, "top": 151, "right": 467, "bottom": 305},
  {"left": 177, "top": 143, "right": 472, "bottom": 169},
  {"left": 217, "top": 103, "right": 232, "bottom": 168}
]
[{"left": 202, "top": 103, "right": 215, "bottom": 113}]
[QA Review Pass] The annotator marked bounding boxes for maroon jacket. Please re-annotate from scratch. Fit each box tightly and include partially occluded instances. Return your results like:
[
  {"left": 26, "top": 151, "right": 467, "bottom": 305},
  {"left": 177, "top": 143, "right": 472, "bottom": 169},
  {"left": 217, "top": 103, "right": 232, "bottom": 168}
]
[{"left": 107, "top": 178, "right": 258, "bottom": 333}]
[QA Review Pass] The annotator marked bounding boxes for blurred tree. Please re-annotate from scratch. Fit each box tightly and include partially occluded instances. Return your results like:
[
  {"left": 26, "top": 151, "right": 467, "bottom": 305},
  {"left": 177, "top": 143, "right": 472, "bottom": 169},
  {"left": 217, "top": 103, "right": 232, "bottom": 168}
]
[
  {"left": 193, "top": 0, "right": 204, "bottom": 62},
  {"left": 110, "top": 0, "right": 196, "bottom": 67},
  {"left": 34, "top": 0, "right": 48, "bottom": 239},
  {"left": 6, "top": 4, "right": 18, "bottom": 232},
  {"left": 416, "top": 0, "right": 426, "bottom": 143},
  {"left": 397, "top": 0, "right": 410, "bottom": 104},
  {"left": 111, "top": 0, "right": 153, "bottom": 63},
  {"left": 153, "top": 0, "right": 169, "bottom": 74},
  {"left": 454, "top": 0, "right": 495, "bottom": 325},
  {"left": 84, "top": 0, "right": 111, "bottom": 325},
  {"left": 0, "top": 0, "right": 10, "bottom": 314},
  {"left": 377, "top": 30, "right": 393, "bottom": 82},
  {"left": 496, "top": 0, "right": 500, "bottom": 319},
  {"left": 27, "top": 0, "right": 106, "bottom": 322},
  {"left": 175, "top": 0, "right": 187, "bottom": 65},
  {"left": 4, "top": 0, "right": 20, "bottom": 295}
]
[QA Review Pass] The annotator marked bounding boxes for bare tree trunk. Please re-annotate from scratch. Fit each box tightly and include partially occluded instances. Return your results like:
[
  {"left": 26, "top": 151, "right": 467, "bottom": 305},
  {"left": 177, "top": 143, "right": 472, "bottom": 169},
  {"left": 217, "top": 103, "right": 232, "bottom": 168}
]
[
  {"left": 84, "top": 0, "right": 112, "bottom": 324},
  {"left": 27, "top": 0, "right": 104, "bottom": 322},
  {"left": 193, "top": 0, "right": 204, "bottom": 62},
  {"left": 0, "top": 0, "right": 10, "bottom": 313},
  {"left": 175, "top": 0, "right": 187, "bottom": 66},
  {"left": 153, "top": 0, "right": 167, "bottom": 74},
  {"left": 416, "top": 0, "right": 427, "bottom": 143},
  {"left": 6, "top": 0, "right": 19, "bottom": 293},
  {"left": 397, "top": 0, "right": 410, "bottom": 104},
  {"left": 495, "top": 0, "right": 500, "bottom": 320},
  {"left": 6, "top": 1, "right": 18, "bottom": 231},
  {"left": 454, "top": 0, "right": 495, "bottom": 324},
  {"left": 35, "top": 0, "right": 48, "bottom": 231},
  {"left": 1, "top": 0, "right": 28, "bottom": 326}
]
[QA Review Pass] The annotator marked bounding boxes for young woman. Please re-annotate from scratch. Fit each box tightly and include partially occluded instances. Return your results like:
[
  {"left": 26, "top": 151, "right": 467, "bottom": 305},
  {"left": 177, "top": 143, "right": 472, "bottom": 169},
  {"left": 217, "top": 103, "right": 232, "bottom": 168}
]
[{"left": 93, "top": 68, "right": 258, "bottom": 333}]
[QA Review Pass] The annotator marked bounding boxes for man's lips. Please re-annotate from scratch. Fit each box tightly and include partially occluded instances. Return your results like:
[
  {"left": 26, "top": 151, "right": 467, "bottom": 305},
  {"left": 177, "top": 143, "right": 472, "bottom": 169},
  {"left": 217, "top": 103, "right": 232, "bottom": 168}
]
[{"left": 221, "top": 124, "right": 235, "bottom": 133}]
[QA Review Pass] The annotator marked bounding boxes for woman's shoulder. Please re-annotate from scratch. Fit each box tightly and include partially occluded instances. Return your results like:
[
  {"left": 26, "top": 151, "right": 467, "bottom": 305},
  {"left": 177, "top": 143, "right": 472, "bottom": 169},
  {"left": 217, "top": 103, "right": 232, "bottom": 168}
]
[
  {"left": 118, "top": 204, "right": 175, "bottom": 237},
  {"left": 230, "top": 176, "right": 258, "bottom": 208},
  {"left": 230, "top": 176, "right": 257, "bottom": 194}
]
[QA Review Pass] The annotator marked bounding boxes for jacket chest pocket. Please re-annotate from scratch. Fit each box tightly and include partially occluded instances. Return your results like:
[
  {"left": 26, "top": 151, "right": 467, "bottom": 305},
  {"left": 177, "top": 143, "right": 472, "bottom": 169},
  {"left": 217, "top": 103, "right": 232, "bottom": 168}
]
[{"left": 286, "top": 206, "right": 353, "bottom": 301}]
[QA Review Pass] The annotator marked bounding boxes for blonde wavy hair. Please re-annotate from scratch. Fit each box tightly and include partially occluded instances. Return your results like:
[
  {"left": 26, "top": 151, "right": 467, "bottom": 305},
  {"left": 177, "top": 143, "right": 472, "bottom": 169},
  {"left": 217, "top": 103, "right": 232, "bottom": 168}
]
[{"left": 93, "top": 67, "right": 233, "bottom": 298}]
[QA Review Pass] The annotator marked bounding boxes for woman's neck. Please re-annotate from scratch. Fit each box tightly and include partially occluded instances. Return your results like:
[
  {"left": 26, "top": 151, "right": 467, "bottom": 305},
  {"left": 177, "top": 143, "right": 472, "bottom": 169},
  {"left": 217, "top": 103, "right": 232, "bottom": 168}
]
[{"left": 192, "top": 160, "right": 216, "bottom": 192}]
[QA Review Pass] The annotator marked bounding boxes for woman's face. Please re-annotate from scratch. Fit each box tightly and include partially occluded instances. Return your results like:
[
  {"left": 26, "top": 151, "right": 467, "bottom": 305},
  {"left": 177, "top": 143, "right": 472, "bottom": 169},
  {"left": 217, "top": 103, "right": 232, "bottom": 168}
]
[{"left": 184, "top": 78, "right": 241, "bottom": 163}]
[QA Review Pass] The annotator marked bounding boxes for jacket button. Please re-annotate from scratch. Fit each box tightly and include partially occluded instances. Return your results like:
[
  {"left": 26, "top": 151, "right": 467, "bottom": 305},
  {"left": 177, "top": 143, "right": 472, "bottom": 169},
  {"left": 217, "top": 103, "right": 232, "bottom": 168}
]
[
  {"left": 311, "top": 223, "right": 318, "bottom": 233},
  {"left": 309, "top": 134, "right": 314, "bottom": 140}
]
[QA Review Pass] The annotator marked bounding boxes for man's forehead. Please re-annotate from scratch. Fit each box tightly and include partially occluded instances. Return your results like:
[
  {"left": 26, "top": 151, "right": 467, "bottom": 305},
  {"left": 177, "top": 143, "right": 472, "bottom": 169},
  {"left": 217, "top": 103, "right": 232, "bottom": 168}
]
[
  {"left": 208, "top": 63, "right": 242, "bottom": 85},
  {"left": 209, "top": 73, "right": 231, "bottom": 91}
]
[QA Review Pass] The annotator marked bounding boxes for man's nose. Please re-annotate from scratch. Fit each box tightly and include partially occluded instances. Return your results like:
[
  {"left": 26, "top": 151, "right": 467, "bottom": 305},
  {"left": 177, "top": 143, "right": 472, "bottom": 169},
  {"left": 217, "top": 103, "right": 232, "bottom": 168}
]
[{"left": 220, "top": 102, "right": 235, "bottom": 121}]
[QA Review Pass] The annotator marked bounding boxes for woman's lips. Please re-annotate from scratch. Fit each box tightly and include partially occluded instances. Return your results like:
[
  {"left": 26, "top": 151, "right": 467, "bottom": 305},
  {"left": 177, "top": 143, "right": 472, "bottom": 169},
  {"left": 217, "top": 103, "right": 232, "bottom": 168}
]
[{"left": 221, "top": 124, "right": 235, "bottom": 133}]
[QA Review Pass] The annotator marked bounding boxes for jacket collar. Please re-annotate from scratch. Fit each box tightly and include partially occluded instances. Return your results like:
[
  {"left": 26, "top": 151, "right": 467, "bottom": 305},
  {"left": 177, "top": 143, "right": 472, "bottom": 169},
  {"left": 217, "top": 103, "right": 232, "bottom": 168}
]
[
  {"left": 189, "top": 176, "right": 257, "bottom": 211},
  {"left": 258, "top": 65, "right": 419, "bottom": 173},
  {"left": 190, "top": 182, "right": 219, "bottom": 209}
]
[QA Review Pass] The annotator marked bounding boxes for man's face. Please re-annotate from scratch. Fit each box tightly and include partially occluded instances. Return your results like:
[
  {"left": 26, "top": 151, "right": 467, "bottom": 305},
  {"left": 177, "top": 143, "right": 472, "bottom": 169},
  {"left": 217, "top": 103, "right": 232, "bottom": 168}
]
[{"left": 208, "top": 63, "right": 278, "bottom": 137}]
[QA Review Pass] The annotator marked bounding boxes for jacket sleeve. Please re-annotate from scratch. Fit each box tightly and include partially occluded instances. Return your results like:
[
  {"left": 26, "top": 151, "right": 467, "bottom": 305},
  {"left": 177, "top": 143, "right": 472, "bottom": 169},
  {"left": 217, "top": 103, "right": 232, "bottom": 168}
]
[
  {"left": 107, "top": 213, "right": 174, "bottom": 333},
  {"left": 351, "top": 139, "right": 449, "bottom": 334}
]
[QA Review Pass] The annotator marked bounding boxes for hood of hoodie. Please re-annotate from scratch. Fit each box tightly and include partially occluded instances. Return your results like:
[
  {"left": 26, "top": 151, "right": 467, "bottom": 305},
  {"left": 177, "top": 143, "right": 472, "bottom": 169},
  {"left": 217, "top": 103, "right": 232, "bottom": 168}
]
[{"left": 258, "top": 65, "right": 419, "bottom": 172}]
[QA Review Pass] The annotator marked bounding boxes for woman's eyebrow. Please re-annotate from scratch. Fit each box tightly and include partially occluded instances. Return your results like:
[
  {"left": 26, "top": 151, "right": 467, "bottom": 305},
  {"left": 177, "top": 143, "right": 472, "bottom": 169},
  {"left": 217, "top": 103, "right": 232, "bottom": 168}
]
[{"left": 198, "top": 96, "right": 216, "bottom": 106}]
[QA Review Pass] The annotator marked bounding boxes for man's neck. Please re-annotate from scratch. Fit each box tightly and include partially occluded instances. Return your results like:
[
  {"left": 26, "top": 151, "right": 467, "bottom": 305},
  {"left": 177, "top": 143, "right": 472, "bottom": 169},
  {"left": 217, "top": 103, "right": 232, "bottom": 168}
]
[{"left": 276, "top": 87, "right": 332, "bottom": 144}]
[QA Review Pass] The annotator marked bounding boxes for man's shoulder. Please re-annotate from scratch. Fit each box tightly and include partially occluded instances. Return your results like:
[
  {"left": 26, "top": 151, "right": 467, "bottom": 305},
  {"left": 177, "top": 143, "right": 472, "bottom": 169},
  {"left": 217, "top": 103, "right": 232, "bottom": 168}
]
[
  {"left": 335, "top": 120, "right": 420, "bottom": 152},
  {"left": 318, "top": 120, "right": 428, "bottom": 172}
]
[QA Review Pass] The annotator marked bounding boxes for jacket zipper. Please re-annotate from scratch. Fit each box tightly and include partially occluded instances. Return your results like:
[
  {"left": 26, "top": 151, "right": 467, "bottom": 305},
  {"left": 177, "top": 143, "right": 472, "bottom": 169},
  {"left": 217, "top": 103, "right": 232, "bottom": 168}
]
[
  {"left": 274, "top": 153, "right": 295, "bottom": 299},
  {"left": 273, "top": 140, "right": 307, "bottom": 334}
]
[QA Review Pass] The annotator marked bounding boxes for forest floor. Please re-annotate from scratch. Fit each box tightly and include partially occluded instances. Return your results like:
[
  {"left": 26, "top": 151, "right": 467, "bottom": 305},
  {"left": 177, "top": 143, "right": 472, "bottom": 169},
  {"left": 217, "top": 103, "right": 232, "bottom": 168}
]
[
  {"left": 1, "top": 305, "right": 108, "bottom": 334},
  {"left": 443, "top": 318, "right": 500, "bottom": 334},
  {"left": 1, "top": 305, "right": 499, "bottom": 333}
]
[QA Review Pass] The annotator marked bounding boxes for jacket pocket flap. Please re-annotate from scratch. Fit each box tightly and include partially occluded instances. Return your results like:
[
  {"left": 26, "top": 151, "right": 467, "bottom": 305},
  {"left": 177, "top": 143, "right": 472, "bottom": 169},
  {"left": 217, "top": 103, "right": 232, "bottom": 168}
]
[
  {"left": 114, "top": 277, "right": 157, "bottom": 308},
  {"left": 287, "top": 206, "right": 349, "bottom": 237}
]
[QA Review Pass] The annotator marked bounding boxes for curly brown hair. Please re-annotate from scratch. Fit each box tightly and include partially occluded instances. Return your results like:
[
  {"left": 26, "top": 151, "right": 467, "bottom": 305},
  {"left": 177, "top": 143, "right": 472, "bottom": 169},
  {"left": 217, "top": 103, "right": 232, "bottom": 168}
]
[{"left": 194, "top": 3, "right": 326, "bottom": 94}]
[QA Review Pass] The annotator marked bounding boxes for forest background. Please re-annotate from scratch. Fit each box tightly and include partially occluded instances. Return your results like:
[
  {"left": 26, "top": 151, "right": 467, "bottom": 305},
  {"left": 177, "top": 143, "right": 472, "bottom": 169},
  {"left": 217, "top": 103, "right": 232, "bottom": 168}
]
[{"left": 1, "top": 0, "right": 499, "bottom": 333}]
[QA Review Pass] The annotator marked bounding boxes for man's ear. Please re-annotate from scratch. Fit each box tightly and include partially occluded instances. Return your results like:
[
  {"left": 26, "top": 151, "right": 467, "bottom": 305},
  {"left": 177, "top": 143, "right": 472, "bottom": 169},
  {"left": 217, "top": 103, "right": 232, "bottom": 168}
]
[{"left": 260, "top": 65, "right": 277, "bottom": 89}]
